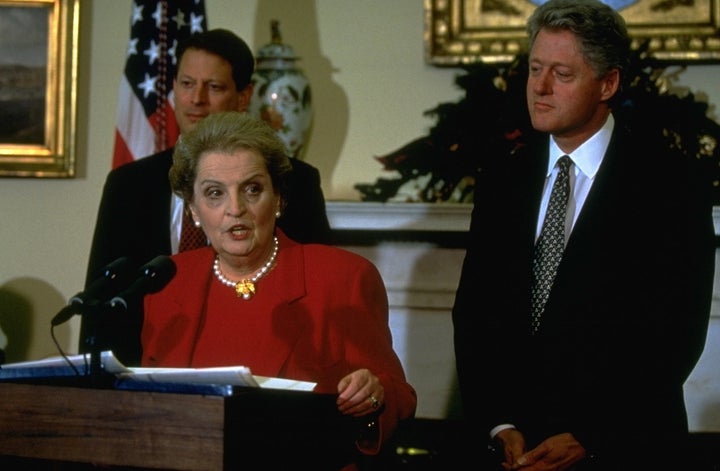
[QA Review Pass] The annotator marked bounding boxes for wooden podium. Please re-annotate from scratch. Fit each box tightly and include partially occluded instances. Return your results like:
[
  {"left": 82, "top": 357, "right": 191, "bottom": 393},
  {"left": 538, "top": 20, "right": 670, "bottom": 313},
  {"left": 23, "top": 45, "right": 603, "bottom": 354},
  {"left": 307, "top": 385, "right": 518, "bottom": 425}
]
[{"left": 0, "top": 379, "right": 361, "bottom": 470}]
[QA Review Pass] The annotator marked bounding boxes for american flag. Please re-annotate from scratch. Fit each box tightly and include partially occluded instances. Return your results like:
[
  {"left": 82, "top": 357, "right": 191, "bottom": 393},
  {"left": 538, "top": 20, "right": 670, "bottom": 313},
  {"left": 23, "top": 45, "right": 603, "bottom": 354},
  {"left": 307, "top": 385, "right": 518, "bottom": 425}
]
[{"left": 112, "top": 1, "right": 206, "bottom": 169}]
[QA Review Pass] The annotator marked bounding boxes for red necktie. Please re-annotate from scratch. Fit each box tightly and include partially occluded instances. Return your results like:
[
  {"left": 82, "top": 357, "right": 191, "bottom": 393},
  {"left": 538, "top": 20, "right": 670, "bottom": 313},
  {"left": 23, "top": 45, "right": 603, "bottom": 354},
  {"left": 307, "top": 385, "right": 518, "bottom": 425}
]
[{"left": 178, "top": 209, "right": 207, "bottom": 252}]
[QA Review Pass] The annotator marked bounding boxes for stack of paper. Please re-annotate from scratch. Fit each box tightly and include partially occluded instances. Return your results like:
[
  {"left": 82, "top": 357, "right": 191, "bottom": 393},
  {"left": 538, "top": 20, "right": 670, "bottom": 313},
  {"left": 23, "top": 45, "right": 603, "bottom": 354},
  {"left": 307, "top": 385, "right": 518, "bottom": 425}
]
[{"left": 0, "top": 351, "right": 316, "bottom": 392}]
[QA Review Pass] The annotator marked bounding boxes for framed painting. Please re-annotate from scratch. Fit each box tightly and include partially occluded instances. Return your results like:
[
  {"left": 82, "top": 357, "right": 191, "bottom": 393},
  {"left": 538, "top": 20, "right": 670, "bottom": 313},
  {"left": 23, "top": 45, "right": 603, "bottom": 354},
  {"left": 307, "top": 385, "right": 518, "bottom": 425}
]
[
  {"left": 0, "top": 0, "right": 79, "bottom": 177},
  {"left": 425, "top": 0, "right": 720, "bottom": 65}
]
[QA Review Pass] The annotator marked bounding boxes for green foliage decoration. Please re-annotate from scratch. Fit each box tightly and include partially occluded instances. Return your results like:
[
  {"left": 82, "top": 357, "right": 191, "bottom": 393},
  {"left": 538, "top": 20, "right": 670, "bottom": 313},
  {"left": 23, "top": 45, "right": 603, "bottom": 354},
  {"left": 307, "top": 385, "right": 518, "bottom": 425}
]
[{"left": 355, "top": 43, "right": 720, "bottom": 204}]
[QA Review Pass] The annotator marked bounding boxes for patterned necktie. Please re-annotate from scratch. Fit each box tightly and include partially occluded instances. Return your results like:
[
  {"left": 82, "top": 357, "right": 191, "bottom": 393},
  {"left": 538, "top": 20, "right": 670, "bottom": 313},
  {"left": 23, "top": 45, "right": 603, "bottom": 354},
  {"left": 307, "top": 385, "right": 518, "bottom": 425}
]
[
  {"left": 178, "top": 208, "right": 207, "bottom": 252},
  {"left": 531, "top": 155, "right": 572, "bottom": 335}
]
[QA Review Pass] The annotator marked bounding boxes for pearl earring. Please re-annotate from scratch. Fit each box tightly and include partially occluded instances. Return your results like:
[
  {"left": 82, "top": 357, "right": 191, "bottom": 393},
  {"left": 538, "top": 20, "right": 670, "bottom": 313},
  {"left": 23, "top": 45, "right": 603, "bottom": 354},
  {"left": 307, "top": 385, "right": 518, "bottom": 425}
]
[{"left": 194, "top": 220, "right": 201, "bottom": 228}]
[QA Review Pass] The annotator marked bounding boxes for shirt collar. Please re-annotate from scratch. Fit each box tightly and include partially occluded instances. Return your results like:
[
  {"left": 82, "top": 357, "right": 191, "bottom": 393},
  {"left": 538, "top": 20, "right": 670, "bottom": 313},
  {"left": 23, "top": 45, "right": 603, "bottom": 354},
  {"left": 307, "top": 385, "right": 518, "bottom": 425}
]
[{"left": 547, "top": 114, "right": 614, "bottom": 179}]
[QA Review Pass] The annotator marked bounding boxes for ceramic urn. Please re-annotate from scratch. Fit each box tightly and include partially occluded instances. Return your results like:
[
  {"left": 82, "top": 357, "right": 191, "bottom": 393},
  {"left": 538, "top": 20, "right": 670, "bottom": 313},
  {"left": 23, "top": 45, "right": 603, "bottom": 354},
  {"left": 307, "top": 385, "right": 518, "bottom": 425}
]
[{"left": 249, "top": 20, "right": 312, "bottom": 159}]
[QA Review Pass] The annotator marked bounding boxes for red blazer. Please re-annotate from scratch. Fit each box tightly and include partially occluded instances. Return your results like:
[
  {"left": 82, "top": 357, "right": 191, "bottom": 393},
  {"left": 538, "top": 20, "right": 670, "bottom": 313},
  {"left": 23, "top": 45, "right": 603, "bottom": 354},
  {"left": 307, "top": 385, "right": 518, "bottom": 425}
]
[{"left": 141, "top": 230, "right": 417, "bottom": 453}]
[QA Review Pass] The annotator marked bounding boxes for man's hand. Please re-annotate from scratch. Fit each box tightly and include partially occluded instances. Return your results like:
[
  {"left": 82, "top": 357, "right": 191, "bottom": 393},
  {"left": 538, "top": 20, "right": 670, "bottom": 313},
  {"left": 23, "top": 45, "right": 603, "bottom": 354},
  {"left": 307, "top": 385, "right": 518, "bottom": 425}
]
[
  {"left": 498, "top": 431, "right": 586, "bottom": 471},
  {"left": 495, "top": 428, "right": 526, "bottom": 469}
]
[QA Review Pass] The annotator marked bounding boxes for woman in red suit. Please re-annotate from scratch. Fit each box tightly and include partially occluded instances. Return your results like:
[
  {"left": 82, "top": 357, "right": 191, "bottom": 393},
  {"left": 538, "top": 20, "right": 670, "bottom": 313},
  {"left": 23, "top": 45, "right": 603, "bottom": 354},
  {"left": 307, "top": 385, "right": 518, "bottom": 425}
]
[{"left": 141, "top": 111, "right": 416, "bottom": 469}]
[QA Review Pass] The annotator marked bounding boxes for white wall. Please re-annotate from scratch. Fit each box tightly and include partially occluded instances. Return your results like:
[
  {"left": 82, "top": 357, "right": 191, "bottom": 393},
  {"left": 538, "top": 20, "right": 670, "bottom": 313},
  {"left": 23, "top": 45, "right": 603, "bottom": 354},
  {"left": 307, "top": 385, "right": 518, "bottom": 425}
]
[{"left": 1, "top": 0, "right": 719, "bottom": 425}]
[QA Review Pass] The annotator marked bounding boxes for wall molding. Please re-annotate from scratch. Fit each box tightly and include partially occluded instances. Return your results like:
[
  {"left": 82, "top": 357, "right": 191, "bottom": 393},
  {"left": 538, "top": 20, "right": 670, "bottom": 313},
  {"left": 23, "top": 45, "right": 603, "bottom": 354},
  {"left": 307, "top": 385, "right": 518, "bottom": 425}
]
[{"left": 328, "top": 202, "right": 720, "bottom": 236}]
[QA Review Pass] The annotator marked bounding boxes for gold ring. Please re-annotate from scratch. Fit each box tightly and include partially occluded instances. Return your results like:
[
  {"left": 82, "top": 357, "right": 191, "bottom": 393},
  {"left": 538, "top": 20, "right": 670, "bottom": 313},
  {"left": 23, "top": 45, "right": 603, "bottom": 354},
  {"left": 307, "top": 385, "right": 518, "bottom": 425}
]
[{"left": 369, "top": 396, "right": 379, "bottom": 409}]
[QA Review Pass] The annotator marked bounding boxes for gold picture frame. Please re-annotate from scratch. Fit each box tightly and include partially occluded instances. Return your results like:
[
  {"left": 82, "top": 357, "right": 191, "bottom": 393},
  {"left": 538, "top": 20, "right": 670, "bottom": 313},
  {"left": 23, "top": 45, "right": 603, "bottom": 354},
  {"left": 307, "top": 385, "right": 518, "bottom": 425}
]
[
  {"left": 0, "top": 0, "right": 79, "bottom": 178},
  {"left": 425, "top": 0, "right": 720, "bottom": 65}
]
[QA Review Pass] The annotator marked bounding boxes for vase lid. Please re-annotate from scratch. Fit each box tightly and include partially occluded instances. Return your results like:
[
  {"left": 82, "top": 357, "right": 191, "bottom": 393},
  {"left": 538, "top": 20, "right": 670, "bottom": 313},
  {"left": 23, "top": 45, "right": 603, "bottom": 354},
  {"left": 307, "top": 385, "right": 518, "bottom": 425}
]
[{"left": 256, "top": 20, "right": 299, "bottom": 61}]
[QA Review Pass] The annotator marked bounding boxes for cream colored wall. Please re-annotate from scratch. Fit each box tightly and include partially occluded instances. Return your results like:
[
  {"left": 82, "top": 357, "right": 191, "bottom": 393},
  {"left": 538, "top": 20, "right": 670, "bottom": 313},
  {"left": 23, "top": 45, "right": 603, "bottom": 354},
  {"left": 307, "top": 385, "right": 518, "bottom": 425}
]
[
  {"left": 0, "top": 0, "right": 719, "bottom": 392},
  {"left": 0, "top": 0, "right": 461, "bottom": 359}
]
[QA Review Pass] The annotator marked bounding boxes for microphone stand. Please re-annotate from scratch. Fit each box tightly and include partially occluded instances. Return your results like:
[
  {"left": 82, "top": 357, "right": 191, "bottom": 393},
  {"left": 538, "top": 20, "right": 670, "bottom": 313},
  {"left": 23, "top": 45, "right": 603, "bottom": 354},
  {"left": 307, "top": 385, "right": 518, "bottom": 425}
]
[{"left": 80, "top": 301, "right": 113, "bottom": 389}]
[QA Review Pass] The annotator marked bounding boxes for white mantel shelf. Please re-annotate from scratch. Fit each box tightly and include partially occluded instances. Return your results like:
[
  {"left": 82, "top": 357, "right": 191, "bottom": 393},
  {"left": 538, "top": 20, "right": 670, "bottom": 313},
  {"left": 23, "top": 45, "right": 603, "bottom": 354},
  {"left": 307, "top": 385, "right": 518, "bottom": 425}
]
[
  {"left": 327, "top": 202, "right": 720, "bottom": 235},
  {"left": 326, "top": 202, "right": 471, "bottom": 232}
]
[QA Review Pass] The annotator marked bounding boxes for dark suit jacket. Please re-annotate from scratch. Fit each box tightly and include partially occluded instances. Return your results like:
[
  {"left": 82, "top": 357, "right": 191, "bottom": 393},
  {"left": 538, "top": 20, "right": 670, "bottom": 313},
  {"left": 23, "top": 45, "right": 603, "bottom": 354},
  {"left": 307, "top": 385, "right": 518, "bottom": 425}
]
[
  {"left": 80, "top": 148, "right": 331, "bottom": 364},
  {"left": 452, "top": 115, "right": 715, "bottom": 467}
]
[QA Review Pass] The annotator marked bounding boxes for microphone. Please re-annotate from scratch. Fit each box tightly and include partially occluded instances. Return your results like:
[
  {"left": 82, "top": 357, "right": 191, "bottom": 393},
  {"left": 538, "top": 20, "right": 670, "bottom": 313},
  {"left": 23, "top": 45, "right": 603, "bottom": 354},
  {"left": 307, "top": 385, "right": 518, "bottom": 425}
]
[
  {"left": 51, "top": 257, "right": 133, "bottom": 326},
  {"left": 108, "top": 255, "right": 176, "bottom": 310}
]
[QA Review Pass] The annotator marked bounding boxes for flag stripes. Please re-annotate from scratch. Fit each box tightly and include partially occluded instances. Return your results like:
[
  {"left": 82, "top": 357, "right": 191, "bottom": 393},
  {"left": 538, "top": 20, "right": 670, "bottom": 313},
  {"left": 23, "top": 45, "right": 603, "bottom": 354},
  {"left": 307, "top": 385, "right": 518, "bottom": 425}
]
[{"left": 112, "top": 1, "right": 206, "bottom": 169}]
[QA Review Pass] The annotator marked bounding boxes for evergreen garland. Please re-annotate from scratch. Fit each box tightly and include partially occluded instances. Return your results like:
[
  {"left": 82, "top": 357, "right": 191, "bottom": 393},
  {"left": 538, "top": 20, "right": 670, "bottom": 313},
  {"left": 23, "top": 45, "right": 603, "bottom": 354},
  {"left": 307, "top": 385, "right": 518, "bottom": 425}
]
[{"left": 355, "top": 43, "right": 720, "bottom": 204}]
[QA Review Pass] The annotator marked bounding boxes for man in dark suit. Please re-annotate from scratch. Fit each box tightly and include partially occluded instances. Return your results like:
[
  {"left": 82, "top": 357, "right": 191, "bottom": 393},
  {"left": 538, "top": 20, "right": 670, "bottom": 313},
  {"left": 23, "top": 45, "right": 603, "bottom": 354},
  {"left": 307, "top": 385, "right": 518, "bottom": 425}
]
[
  {"left": 452, "top": 1, "right": 715, "bottom": 469},
  {"left": 81, "top": 29, "right": 331, "bottom": 365}
]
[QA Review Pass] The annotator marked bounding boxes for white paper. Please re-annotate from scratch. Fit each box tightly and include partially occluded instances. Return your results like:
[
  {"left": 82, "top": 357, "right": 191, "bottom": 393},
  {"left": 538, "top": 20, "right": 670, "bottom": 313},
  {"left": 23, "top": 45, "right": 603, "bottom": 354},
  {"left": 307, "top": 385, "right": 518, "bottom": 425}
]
[{"left": 1, "top": 351, "right": 316, "bottom": 391}]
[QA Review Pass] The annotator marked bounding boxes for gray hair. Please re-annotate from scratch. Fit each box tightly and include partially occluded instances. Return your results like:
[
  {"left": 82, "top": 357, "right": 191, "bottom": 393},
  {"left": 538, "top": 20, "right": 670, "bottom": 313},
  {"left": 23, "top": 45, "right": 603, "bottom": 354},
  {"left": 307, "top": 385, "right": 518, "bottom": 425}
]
[
  {"left": 170, "top": 112, "right": 292, "bottom": 207},
  {"left": 527, "top": 0, "right": 630, "bottom": 81}
]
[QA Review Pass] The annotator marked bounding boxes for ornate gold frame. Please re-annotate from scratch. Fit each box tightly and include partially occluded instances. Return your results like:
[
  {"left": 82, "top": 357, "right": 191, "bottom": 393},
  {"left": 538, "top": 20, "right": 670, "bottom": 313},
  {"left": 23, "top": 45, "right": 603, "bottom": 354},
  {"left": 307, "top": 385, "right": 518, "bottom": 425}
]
[
  {"left": 0, "top": 0, "right": 79, "bottom": 177},
  {"left": 425, "top": 0, "right": 720, "bottom": 65}
]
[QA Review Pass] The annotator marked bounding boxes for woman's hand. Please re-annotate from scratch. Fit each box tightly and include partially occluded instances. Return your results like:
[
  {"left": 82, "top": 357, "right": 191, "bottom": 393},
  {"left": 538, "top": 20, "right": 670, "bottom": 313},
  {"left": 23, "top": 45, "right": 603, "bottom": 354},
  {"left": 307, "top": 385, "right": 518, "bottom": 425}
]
[{"left": 336, "top": 368, "right": 384, "bottom": 417}]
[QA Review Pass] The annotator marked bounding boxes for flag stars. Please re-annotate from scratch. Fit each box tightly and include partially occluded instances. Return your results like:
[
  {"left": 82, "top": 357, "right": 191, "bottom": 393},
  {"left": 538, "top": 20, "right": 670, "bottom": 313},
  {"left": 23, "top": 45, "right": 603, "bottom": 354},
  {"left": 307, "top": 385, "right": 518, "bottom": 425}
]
[
  {"left": 131, "top": 3, "right": 143, "bottom": 25},
  {"left": 144, "top": 39, "right": 161, "bottom": 65},
  {"left": 189, "top": 13, "right": 204, "bottom": 33},
  {"left": 151, "top": 2, "right": 164, "bottom": 29},
  {"left": 137, "top": 73, "right": 157, "bottom": 99},
  {"left": 171, "top": 10, "right": 187, "bottom": 30},
  {"left": 168, "top": 39, "right": 179, "bottom": 65},
  {"left": 127, "top": 37, "right": 139, "bottom": 57}
]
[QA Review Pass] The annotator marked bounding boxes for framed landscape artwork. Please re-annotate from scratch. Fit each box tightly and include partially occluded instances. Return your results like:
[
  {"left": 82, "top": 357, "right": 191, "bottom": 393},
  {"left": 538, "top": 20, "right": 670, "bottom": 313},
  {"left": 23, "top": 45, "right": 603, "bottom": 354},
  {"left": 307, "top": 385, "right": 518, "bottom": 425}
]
[
  {"left": 0, "top": 0, "right": 79, "bottom": 177},
  {"left": 425, "top": 0, "right": 720, "bottom": 65}
]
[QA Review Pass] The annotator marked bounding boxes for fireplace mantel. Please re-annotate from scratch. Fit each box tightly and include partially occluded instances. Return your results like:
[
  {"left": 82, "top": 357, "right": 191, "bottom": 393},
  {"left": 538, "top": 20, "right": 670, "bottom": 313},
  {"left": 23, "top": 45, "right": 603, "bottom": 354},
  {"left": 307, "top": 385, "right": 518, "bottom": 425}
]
[
  {"left": 327, "top": 202, "right": 720, "bottom": 235},
  {"left": 324, "top": 201, "right": 720, "bottom": 424},
  {"left": 326, "top": 201, "right": 471, "bottom": 232},
  {"left": 326, "top": 202, "right": 471, "bottom": 246}
]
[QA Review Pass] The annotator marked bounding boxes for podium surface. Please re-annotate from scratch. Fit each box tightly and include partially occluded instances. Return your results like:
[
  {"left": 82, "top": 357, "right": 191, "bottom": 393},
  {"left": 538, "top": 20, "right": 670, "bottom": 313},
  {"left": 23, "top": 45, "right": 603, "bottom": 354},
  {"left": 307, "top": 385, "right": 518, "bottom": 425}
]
[{"left": 0, "top": 380, "right": 359, "bottom": 470}]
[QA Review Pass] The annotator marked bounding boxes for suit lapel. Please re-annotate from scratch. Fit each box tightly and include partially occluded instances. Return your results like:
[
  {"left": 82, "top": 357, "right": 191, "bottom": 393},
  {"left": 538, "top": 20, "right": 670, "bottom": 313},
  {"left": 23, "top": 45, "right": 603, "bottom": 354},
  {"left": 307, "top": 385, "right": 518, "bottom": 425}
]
[{"left": 564, "top": 126, "right": 628, "bottom": 256}]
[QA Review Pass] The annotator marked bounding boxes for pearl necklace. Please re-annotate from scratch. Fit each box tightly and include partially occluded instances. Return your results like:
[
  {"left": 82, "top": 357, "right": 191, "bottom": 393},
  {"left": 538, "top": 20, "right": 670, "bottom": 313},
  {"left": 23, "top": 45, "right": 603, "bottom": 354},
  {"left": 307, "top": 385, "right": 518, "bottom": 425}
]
[{"left": 213, "top": 236, "right": 279, "bottom": 300}]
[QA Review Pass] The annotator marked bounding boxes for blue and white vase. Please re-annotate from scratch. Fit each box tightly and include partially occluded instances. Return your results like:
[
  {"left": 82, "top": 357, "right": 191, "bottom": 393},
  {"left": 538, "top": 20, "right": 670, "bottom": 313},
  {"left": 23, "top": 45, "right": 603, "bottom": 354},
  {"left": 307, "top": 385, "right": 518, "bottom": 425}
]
[{"left": 249, "top": 20, "right": 312, "bottom": 159}]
